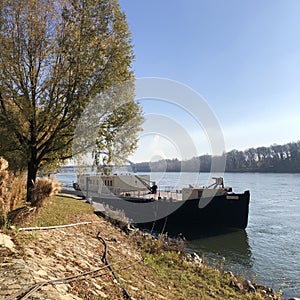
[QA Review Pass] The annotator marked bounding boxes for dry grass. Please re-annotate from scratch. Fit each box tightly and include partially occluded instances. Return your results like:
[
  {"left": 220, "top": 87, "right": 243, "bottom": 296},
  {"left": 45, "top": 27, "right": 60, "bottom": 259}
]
[
  {"left": 102, "top": 204, "right": 132, "bottom": 230},
  {"left": 0, "top": 157, "right": 26, "bottom": 224},
  {"left": 0, "top": 156, "right": 63, "bottom": 226},
  {"left": 30, "top": 177, "right": 62, "bottom": 209},
  {"left": 8, "top": 175, "right": 27, "bottom": 210}
]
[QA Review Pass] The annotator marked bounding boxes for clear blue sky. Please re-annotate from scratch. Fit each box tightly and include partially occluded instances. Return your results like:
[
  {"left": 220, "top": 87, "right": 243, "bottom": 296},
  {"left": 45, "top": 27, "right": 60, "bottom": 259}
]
[{"left": 119, "top": 0, "right": 300, "bottom": 162}]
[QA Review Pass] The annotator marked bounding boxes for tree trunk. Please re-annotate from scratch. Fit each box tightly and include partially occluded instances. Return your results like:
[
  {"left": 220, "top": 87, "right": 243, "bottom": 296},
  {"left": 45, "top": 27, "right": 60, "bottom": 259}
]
[
  {"left": 26, "top": 117, "right": 39, "bottom": 203},
  {"left": 26, "top": 157, "right": 38, "bottom": 203}
]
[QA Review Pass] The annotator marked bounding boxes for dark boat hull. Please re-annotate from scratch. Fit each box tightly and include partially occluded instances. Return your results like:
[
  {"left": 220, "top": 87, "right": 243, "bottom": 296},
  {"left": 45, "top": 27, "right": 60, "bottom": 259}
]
[
  {"left": 140, "top": 191, "right": 250, "bottom": 236},
  {"left": 89, "top": 190, "right": 250, "bottom": 237}
]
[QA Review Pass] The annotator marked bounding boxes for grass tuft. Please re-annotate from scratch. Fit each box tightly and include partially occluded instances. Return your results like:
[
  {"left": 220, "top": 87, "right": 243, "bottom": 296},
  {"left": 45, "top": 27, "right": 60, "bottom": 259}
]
[{"left": 30, "top": 177, "right": 62, "bottom": 209}]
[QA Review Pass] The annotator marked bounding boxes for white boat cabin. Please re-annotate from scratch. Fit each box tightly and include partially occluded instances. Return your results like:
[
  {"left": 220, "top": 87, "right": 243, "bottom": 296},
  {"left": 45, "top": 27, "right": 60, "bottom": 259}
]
[
  {"left": 76, "top": 174, "right": 232, "bottom": 202},
  {"left": 77, "top": 174, "right": 151, "bottom": 195}
]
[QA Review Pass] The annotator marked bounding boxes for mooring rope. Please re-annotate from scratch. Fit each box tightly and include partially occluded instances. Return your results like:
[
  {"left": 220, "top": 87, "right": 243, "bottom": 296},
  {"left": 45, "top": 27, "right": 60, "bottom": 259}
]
[
  {"left": 150, "top": 221, "right": 156, "bottom": 234},
  {"left": 161, "top": 216, "right": 168, "bottom": 234},
  {"left": 97, "top": 231, "right": 132, "bottom": 300},
  {"left": 18, "top": 221, "right": 105, "bottom": 231}
]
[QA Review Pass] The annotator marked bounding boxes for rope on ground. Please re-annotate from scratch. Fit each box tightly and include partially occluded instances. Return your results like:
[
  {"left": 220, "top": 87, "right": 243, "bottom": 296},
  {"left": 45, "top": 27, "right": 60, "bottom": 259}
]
[
  {"left": 97, "top": 230, "right": 133, "bottom": 300},
  {"left": 18, "top": 221, "right": 105, "bottom": 231},
  {"left": 6, "top": 259, "right": 130, "bottom": 300},
  {"left": 7, "top": 227, "right": 137, "bottom": 300},
  {"left": 7, "top": 225, "right": 135, "bottom": 299}
]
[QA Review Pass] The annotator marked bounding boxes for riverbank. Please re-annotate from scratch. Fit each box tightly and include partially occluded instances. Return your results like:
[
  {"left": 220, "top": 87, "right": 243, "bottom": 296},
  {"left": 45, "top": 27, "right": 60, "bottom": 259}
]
[{"left": 0, "top": 196, "right": 288, "bottom": 299}]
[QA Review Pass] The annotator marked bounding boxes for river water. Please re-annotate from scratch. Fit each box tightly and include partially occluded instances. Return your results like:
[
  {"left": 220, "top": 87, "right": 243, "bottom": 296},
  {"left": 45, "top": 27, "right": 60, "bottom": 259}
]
[{"left": 55, "top": 171, "right": 300, "bottom": 298}]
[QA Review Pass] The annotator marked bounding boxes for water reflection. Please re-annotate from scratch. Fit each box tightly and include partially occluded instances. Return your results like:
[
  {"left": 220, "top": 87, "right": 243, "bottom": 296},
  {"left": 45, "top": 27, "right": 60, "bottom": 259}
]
[{"left": 187, "top": 229, "right": 254, "bottom": 275}]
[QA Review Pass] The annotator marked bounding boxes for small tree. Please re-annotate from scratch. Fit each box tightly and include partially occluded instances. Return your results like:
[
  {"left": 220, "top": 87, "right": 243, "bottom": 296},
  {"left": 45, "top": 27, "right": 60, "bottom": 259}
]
[{"left": 0, "top": 0, "right": 142, "bottom": 202}]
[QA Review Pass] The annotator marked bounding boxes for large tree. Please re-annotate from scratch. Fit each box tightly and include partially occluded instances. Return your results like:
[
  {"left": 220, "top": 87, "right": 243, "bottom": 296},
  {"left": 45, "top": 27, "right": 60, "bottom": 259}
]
[{"left": 0, "top": 0, "right": 142, "bottom": 202}]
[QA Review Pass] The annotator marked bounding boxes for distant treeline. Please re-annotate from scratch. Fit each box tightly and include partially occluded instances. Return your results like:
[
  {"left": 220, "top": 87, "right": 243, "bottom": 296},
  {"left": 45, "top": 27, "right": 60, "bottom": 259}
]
[{"left": 135, "top": 141, "right": 300, "bottom": 173}]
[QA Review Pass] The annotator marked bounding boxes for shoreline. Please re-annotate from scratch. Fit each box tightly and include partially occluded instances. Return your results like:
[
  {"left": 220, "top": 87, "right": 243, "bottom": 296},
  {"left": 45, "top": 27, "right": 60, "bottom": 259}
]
[{"left": 0, "top": 195, "right": 292, "bottom": 299}]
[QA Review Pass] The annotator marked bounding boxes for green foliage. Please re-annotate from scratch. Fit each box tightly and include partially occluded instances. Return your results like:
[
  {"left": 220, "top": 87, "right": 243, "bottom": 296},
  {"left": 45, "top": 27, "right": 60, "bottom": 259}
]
[
  {"left": 0, "top": 127, "right": 27, "bottom": 172},
  {"left": 277, "top": 282, "right": 286, "bottom": 297},
  {"left": 0, "top": 0, "right": 142, "bottom": 200},
  {"left": 0, "top": 215, "right": 11, "bottom": 229},
  {"left": 73, "top": 80, "right": 143, "bottom": 172},
  {"left": 135, "top": 140, "right": 300, "bottom": 173}
]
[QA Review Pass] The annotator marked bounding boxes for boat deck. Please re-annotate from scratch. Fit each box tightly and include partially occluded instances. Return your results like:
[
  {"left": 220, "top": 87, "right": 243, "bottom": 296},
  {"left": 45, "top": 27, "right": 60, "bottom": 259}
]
[{"left": 120, "top": 190, "right": 183, "bottom": 201}]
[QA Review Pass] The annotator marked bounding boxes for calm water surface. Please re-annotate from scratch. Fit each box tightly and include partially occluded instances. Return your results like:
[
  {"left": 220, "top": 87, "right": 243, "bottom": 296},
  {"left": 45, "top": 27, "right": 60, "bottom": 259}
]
[{"left": 55, "top": 172, "right": 300, "bottom": 298}]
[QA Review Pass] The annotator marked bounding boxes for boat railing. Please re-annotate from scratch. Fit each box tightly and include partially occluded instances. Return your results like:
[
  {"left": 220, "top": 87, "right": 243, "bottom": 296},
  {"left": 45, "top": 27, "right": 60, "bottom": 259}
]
[
  {"left": 83, "top": 184, "right": 183, "bottom": 201},
  {"left": 117, "top": 187, "right": 183, "bottom": 201},
  {"left": 157, "top": 190, "right": 182, "bottom": 201}
]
